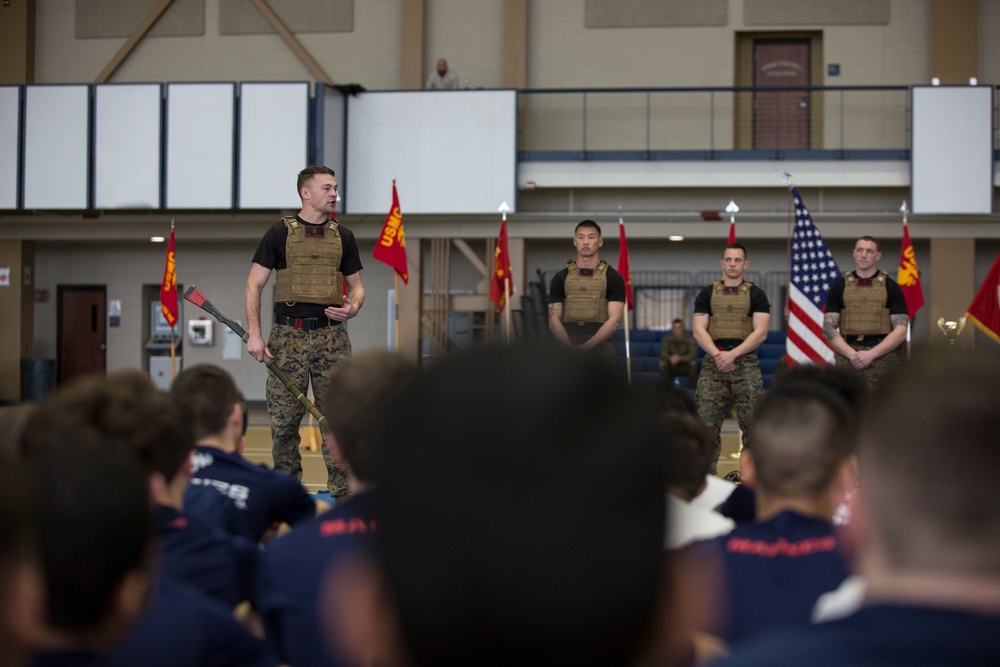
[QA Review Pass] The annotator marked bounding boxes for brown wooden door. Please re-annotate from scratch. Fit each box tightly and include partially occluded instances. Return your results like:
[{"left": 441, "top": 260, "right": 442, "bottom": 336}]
[
  {"left": 753, "top": 39, "right": 811, "bottom": 149},
  {"left": 58, "top": 286, "right": 107, "bottom": 384}
]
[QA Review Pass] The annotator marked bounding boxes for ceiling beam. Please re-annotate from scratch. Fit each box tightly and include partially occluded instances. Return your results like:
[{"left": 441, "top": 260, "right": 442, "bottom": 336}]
[{"left": 94, "top": 0, "right": 175, "bottom": 84}]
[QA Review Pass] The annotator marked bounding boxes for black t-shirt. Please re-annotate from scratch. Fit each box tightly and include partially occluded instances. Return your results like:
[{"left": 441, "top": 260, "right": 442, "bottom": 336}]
[{"left": 251, "top": 216, "right": 363, "bottom": 318}]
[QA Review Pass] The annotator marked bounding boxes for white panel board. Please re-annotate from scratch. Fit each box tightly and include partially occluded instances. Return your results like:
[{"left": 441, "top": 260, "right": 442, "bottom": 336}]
[
  {"left": 0, "top": 87, "right": 20, "bottom": 209},
  {"left": 911, "top": 86, "right": 993, "bottom": 214},
  {"left": 345, "top": 90, "right": 517, "bottom": 215},
  {"left": 166, "top": 83, "right": 235, "bottom": 208},
  {"left": 238, "top": 82, "right": 309, "bottom": 209},
  {"left": 95, "top": 84, "right": 162, "bottom": 209},
  {"left": 24, "top": 85, "right": 90, "bottom": 209}
]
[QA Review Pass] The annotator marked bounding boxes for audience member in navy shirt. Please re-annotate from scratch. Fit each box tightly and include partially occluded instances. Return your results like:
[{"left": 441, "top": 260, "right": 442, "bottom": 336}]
[
  {"left": 111, "top": 574, "right": 275, "bottom": 667},
  {"left": 695, "top": 380, "right": 856, "bottom": 649},
  {"left": 711, "top": 349, "right": 1000, "bottom": 666},
  {"left": 98, "top": 370, "right": 258, "bottom": 609},
  {"left": 258, "top": 351, "right": 419, "bottom": 667},
  {"left": 172, "top": 364, "right": 319, "bottom": 543},
  {"left": 19, "top": 411, "right": 154, "bottom": 666}
]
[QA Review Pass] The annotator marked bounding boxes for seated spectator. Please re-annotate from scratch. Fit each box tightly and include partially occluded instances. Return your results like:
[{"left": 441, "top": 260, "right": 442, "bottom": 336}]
[
  {"left": 659, "top": 318, "right": 699, "bottom": 388},
  {"left": 324, "top": 342, "right": 675, "bottom": 666},
  {"left": 258, "top": 351, "right": 418, "bottom": 667},
  {"left": 662, "top": 413, "right": 735, "bottom": 549},
  {"left": 426, "top": 57, "right": 459, "bottom": 90},
  {"left": 19, "top": 436, "right": 153, "bottom": 666},
  {"left": 76, "top": 373, "right": 257, "bottom": 609},
  {"left": 695, "top": 381, "right": 856, "bottom": 648},
  {"left": 712, "top": 349, "right": 1000, "bottom": 666},
  {"left": 21, "top": 376, "right": 275, "bottom": 667},
  {"left": 172, "top": 364, "right": 319, "bottom": 543},
  {"left": 721, "top": 363, "right": 868, "bottom": 526}
]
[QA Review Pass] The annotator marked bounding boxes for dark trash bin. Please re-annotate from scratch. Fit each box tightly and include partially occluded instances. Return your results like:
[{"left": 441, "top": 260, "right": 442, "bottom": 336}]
[{"left": 21, "top": 358, "right": 57, "bottom": 401}]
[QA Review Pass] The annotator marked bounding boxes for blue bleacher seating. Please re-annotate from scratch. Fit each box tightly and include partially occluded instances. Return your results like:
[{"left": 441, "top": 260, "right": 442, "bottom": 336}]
[{"left": 615, "top": 329, "right": 787, "bottom": 388}]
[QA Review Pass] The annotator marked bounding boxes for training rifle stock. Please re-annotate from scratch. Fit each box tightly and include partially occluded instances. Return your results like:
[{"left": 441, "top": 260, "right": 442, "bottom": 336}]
[{"left": 182, "top": 285, "right": 328, "bottom": 429}]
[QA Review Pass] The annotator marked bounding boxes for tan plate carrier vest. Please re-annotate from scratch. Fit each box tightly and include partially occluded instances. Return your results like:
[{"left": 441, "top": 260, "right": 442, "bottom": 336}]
[
  {"left": 274, "top": 216, "right": 344, "bottom": 306},
  {"left": 840, "top": 270, "right": 891, "bottom": 336},
  {"left": 707, "top": 281, "right": 753, "bottom": 340},
  {"left": 562, "top": 260, "right": 609, "bottom": 324}
]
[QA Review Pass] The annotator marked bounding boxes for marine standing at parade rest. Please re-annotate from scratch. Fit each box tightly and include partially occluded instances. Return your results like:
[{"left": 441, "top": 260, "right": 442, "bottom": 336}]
[
  {"left": 547, "top": 220, "right": 627, "bottom": 368},
  {"left": 823, "top": 235, "right": 908, "bottom": 391},
  {"left": 245, "top": 165, "right": 365, "bottom": 504},
  {"left": 692, "top": 243, "right": 771, "bottom": 471}
]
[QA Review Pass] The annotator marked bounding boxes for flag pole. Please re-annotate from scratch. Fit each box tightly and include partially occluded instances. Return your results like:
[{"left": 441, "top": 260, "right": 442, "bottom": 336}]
[
  {"left": 503, "top": 276, "right": 511, "bottom": 346},
  {"left": 393, "top": 273, "right": 400, "bottom": 352},
  {"left": 168, "top": 219, "right": 177, "bottom": 381},
  {"left": 901, "top": 201, "right": 912, "bottom": 357},
  {"left": 502, "top": 205, "right": 511, "bottom": 345},
  {"left": 782, "top": 171, "right": 795, "bottom": 330},
  {"left": 619, "top": 206, "right": 631, "bottom": 386}
]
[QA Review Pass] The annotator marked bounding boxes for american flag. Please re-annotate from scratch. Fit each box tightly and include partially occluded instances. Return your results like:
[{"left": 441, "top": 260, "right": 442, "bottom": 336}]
[{"left": 786, "top": 186, "right": 841, "bottom": 365}]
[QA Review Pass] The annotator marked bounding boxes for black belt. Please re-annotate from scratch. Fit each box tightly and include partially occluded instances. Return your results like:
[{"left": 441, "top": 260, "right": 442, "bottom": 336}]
[
  {"left": 848, "top": 334, "right": 886, "bottom": 347},
  {"left": 275, "top": 315, "right": 334, "bottom": 330}
]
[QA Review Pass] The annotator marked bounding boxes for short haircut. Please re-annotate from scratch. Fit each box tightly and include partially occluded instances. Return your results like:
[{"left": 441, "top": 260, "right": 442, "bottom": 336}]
[
  {"left": 374, "top": 342, "right": 668, "bottom": 665},
  {"left": 748, "top": 383, "right": 854, "bottom": 498},
  {"left": 672, "top": 318, "right": 685, "bottom": 326},
  {"left": 22, "top": 436, "right": 151, "bottom": 635},
  {"left": 661, "top": 412, "right": 716, "bottom": 498},
  {"left": 22, "top": 375, "right": 194, "bottom": 484},
  {"left": 575, "top": 219, "right": 602, "bottom": 236},
  {"left": 321, "top": 351, "right": 419, "bottom": 485},
  {"left": 770, "top": 363, "right": 869, "bottom": 441},
  {"left": 171, "top": 364, "right": 244, "bottom": 442},
  {"left": 723, "top": 242, "right": 747, "bottom": 258},
  {"left": 297, "top": 165, "right": 336, "bottom": 194},
  {"left": 860, "top": 349, "right": 1000, "bottom": 575},
  {"left": 640, "top": 381, "right": 697, "bottom": 416},
  {"left": 855, "top": 235, "right": 879, "bottom": 251}
]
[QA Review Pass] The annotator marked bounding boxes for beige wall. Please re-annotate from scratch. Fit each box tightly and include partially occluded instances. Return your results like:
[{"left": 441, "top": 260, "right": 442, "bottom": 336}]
[
  {"left": 34, "top": 0, "right": 403, "bottom": 88},
  {"left": 32, "top": 0, "right": 951, "bottom": 89}
]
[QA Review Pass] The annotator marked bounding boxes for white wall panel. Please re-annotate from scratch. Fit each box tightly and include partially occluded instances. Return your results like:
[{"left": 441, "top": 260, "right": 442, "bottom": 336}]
[
  {"left": 95, "top": 84, "right": 162, "bottom": 209},
  {"left": 238, "top": 82, "right": 308, "bottom": 209},
  {"left": 0, "top": 87, "right": 20, "bottom": 209},
  {"left": 345, "top": 90, "right": 517, "bottom": 214},
  {"left": 166, "top": 83, "right": 235, "bottom": 208},
  {"left": 911, "top": 86, "right": 993, "bottom": 214},
  {"left": 24, "top": 85, "right": 90, "bottom": 210}
]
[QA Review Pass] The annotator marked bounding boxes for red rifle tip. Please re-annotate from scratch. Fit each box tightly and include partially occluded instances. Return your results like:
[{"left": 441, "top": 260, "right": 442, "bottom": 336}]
[{"left": 183, "top": 285, "right": 207, "bottom": 307}]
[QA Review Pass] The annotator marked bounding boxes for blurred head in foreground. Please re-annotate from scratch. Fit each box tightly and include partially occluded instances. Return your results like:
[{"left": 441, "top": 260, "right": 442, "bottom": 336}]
[{"left": 328, "top": 342, "right": 672, "bottom": 666}]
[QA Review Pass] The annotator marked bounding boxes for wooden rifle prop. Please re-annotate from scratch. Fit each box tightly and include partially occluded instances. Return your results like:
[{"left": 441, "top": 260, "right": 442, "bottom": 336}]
[{"left": 182, "top": 285, "right": 328, "bottom": 429}]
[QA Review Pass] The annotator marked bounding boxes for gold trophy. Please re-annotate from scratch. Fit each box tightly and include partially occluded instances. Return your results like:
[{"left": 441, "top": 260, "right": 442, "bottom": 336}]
[{"left": 937, "top": 316, "right": 966, "bottom": 344}]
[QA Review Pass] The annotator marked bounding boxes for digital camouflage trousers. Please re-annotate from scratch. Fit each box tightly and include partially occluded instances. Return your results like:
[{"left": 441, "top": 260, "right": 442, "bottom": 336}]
[
  {"left": 266, "top": 322, "right": 352, "bottom": 497},
  {"left": 695, "top": 353, "right": 763, "bottom": 472}
]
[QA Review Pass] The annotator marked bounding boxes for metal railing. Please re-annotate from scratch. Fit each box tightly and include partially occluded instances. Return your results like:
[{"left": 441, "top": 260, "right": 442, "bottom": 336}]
[{"left": 518, "top": 85, "right": 934, "bottom": 159}]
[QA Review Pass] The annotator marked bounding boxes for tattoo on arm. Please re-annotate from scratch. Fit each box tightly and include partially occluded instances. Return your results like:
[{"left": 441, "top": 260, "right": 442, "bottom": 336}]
[
  {"left": 890, "top": 313, "right": 909, "bottom": 330},
  {"left": 548, "top": 303, "right": 563, "bottom": 319},
  {"left": 823, "top": 313, "right": 840, "bottom": 342}
]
